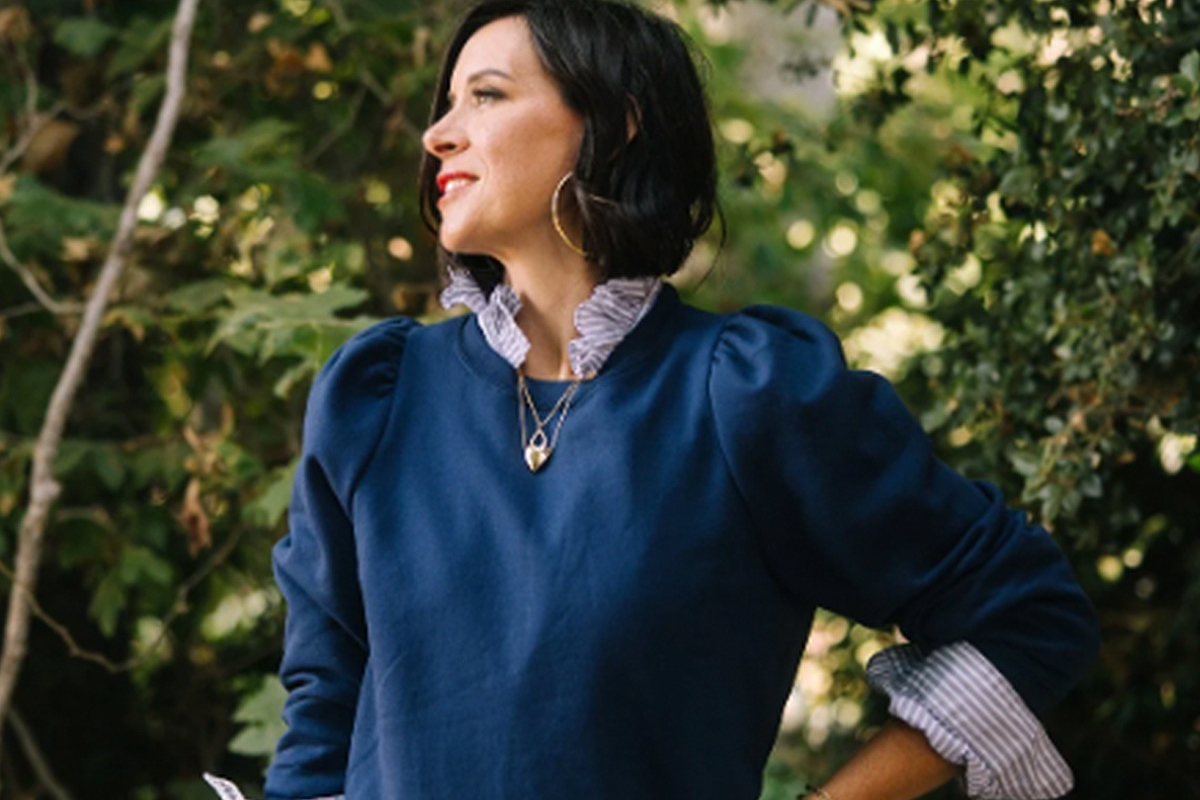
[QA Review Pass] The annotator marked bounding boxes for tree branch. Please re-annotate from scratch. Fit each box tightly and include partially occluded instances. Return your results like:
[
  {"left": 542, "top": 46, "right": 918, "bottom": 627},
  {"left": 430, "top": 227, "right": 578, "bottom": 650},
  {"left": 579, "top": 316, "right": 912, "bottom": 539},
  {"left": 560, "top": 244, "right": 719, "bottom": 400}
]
[
  {"left": 0, "top": 0, "right": 202, "bottom": 779},
  {"left": 0, "top": 37, "right": 40, "bottom": 174},
  {"left": 7, "top": 709, "right": 74, "bottom": 800},
  {"left": 357, "top": 64, "right": 393, "bottom": 105},
  {"left": 321, "top": 0, "right": 351, "bottom": 33},
  {"left": 0, "top": 101, "right": 69, "bottom": 177},
  {"left": 0, "top": 302, "right": 46, "bottom": 321},
  {"left": 0, "top": 526, "right": 245, "bottom": 674},
  {"left": 0, "top": 216, "right": 81, "bottom": 316},
  {"left": 304, "top": 84, "right": 367, "bottom": 165},
  {"left": 0, "top": 39, "right": 79, "bottom": 315}
]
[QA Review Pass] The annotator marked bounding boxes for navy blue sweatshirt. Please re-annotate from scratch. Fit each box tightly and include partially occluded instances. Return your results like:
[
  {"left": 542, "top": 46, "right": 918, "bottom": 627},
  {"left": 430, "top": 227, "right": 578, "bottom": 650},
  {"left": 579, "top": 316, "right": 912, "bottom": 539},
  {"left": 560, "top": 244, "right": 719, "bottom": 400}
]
[{"left": 265, "top": 286, "right": 1098, "bottom": 800}]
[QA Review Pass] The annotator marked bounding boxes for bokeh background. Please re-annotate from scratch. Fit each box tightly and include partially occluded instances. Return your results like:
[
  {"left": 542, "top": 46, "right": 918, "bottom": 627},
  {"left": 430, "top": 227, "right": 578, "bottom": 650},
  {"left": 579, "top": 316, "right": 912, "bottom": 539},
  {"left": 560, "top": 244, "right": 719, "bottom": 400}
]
[{"left": 1, "top": 0, "right": 1198, "bottom": 798}]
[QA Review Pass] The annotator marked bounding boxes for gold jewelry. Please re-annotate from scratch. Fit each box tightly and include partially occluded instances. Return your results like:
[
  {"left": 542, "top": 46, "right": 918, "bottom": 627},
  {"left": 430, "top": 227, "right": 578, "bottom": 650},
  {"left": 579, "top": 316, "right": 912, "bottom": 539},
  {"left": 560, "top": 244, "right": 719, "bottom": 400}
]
[
  {"left": 517, "top": 370, "right": 583, "bottom": 472},
  {"left": 551, "top": 172, "right": 588, "bottom": 258}
]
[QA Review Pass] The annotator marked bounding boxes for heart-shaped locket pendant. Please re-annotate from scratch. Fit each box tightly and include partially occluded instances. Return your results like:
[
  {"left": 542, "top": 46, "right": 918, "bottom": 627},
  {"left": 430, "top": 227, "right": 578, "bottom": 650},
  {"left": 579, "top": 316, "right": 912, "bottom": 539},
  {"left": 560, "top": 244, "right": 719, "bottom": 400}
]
[{"left": 524, "top": 443, "right": 551, "bottom": 472}]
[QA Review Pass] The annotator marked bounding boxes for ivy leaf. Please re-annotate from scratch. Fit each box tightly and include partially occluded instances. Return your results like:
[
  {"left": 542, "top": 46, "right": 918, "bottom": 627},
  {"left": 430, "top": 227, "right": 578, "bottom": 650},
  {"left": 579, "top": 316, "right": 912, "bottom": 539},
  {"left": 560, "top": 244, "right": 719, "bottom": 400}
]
[
  {"left": 3, "top": 176, "right": 119, "bottom": 259},
  {"left": 1180, "top": 50, "right": 1200, "bottom": 89},
  {"left": 54, "top": 17, "right": 117, "bottom": 57},
  {"left": 103, "top": 307, "right": 157, "bottom": 342},
  {"left": 107, "top": 16, "right": 172, "bottom": 80},
  {"left": 55, "top": 439, "right": 92, "bottom": 478},
  {"left": 229, "top": 676, "right": 287, "bottom": 759},
  {"left": 208, "top": 285, "right": 372, "bottom": 364},
  {"left": 287, "top": 172, "right": 346, "bottom": 232},
  {"left": 129, "top": 74, "right": 167, "bottom": 115},
  {"left": 119, "top": 546, "right": 174, "bottom": 586},
  {"left": 998, "top": 165, "right": 1039, "bottom": 206},
  {"left": 244, "top": 460, "right": 298, "bottom": 529},
  {"left": 273, "top": 362, "right": 316, "bottom": 399},
  {"left": 88, "top": 569, "right": 125, "bottom": 637},
  {"left": 195, "top": 119, "right": 299, "bottom": 176},
  {"left": 54, "top": 511, "right": 113, "bottom": 569},
  {"left": 165, "top": 278, "right": 237, "bottom": 316},
  {"left": 91, "top": 444, "right": 127, "bottom": 492},
  {"left": 129, "top": 442, "right": 189, "bottom": 490},
  {"left": 1008, "top": 449, "right": 1041, "bottom": 478}
]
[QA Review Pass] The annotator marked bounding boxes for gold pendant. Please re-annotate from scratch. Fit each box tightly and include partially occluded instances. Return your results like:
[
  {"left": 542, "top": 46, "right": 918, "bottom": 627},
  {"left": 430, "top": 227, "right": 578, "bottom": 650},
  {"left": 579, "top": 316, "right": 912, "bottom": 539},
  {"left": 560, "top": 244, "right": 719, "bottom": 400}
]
[{"left": 524, "top": 442, "right": 550, "bottom": 472}]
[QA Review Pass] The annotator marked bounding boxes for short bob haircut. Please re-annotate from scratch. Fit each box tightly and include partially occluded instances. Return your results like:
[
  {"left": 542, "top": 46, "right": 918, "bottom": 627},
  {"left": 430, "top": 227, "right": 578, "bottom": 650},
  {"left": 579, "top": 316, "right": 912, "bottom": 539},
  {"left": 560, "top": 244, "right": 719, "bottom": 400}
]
[{"left": 419, "top": 0, "right": 718, "bottom": 291}]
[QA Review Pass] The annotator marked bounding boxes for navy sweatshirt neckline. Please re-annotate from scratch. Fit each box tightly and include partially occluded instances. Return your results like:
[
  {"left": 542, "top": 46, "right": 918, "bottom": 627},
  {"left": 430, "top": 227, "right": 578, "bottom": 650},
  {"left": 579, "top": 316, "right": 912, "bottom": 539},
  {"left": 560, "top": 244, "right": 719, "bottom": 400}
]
[{"left": 452, "top": 281, "right": 684, "bottom": 402}]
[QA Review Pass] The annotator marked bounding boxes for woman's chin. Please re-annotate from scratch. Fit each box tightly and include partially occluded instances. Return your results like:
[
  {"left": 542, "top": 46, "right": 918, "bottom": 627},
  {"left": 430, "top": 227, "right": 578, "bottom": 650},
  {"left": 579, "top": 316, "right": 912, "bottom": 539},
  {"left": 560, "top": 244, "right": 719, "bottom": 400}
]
[
  {"left": 439, "top": 231, "right": 473, "bottom": 254},
  {"left": 440, "top": 232, "right": 496, "bottom": 259}
]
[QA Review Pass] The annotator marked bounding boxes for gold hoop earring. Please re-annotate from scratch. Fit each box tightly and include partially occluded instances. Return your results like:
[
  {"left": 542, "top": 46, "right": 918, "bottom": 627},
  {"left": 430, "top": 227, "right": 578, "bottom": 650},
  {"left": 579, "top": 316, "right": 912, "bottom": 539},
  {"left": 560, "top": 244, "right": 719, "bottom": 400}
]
[{"left": 551, "top": 173, "right": 588, "bottom": 258}]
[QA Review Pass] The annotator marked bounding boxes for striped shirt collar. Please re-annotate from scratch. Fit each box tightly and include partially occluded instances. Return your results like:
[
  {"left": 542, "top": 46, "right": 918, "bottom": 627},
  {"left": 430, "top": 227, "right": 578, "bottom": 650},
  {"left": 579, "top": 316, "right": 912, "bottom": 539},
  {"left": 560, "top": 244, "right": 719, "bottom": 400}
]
[{"left": 439, "top": 266, "right": 662, "bottom": 379}]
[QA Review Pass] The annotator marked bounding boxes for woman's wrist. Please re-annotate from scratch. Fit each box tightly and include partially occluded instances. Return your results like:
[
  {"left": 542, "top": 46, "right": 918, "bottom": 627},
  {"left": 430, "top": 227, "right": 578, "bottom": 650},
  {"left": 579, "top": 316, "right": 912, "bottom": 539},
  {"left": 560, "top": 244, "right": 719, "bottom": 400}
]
[{"left": 795, "top": 719, "right": 959, "bottom": 800}]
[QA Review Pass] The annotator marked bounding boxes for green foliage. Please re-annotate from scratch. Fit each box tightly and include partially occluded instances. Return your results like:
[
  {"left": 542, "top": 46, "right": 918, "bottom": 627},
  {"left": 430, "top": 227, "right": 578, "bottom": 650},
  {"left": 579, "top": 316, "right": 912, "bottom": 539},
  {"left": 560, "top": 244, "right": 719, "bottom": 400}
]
[
  {"left": 228, "top": 676, "right": 288, "bottom": 760},
  {"left": 822, "top": 0, "right": 1200, "bottom": 795},
  {"left": 209, "top": 285, "right": 373, "bottom": 396},
  {"left": 2, "top": 0, "right": 1197, "bottom": 797},
  {"left": 0, "top": 0, "right": 436, "bottom": 792},
  {"left": 53, "top": 17, "right": 118, "bottom": 57},
  {"left": 4, "top": 176, "right": 120, "bottom": 258}
]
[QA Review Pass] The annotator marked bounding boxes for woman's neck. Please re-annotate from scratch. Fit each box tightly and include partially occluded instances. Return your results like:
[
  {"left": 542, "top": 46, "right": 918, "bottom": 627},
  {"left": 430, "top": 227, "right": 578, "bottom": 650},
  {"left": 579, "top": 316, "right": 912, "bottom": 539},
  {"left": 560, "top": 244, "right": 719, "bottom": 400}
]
[{"left": 501, "top": 247, "right": 597, "bottom": 381}]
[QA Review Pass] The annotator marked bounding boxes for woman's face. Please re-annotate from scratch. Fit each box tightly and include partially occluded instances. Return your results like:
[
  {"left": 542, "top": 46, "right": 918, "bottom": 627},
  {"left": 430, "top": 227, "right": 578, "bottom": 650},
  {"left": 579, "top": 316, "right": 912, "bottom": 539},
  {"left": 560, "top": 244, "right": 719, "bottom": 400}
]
[{"left": 423, "top": 16, "right": 585, "bottom": 259}]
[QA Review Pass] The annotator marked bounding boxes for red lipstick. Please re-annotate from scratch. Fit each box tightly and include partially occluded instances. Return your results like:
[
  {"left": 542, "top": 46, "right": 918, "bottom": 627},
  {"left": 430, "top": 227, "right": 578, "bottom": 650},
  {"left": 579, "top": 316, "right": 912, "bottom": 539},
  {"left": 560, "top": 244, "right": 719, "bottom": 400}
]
[{"left": 437, "top": 172, "right": 477, "bottom": 195}]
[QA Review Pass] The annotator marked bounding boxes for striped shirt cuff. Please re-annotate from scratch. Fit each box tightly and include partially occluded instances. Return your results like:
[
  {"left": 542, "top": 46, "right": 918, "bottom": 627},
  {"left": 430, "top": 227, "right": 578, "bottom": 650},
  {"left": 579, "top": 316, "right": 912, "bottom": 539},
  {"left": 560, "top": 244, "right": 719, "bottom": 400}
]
[
  {"left": 865, "top": 641, "right": 1074, "bottom": 799},
  {"left": 202, "top": 773, "right": 343, "bottom": 800}
]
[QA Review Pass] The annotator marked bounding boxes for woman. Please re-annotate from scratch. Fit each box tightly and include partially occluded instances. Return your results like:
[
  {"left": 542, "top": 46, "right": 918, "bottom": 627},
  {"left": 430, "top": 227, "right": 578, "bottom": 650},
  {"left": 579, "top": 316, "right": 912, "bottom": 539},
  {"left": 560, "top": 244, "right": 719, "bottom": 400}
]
[{"left": 209, "top": 1, "right": 1099, "bottom": 798}]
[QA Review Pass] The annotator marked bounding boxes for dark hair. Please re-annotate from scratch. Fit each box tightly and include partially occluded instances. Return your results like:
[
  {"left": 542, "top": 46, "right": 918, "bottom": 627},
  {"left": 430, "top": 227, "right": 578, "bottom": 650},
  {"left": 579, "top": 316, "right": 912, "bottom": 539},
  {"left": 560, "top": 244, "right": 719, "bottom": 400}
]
[{"left": 418, "top": 0, "right": 718, "bottom": 291}]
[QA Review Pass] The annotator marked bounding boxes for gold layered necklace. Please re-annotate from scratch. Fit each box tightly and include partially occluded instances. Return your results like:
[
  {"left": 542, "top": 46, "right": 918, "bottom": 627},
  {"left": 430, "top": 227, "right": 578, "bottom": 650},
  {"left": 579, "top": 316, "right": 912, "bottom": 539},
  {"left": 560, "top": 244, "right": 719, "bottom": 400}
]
[{"left": 517, "top": 371, "right": 583, "bottom": 472}]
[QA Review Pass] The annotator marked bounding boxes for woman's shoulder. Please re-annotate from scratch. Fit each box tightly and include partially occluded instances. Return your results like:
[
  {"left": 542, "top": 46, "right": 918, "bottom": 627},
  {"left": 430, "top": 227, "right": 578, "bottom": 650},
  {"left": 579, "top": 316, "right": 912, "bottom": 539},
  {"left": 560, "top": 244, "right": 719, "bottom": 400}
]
[
  {"left": 718, "top": 302, "right": 842, "bottom": 355},
  {"left": 301, "top": 316, "right": 422, "bottom": 459},
  {"left": 311, "top": 316, "right": 420, "bottom": 398},
  {"left": 699, "top": 301, "right": 848, "bottom": 388}
]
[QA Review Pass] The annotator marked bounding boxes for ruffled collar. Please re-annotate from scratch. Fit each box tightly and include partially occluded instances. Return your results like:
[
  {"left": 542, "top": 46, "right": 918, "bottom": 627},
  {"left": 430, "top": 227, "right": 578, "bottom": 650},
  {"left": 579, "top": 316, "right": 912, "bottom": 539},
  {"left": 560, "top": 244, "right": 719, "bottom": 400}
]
[{"left": 439, "top": 267, "right": 662, "bottom": 379}]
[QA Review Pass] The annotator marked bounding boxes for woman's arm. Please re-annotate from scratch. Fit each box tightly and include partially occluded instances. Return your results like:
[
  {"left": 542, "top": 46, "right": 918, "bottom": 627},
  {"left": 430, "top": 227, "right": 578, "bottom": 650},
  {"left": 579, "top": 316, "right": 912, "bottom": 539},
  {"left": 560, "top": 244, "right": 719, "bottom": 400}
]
[
  {"left": 810, "top": 719, "right": 959, "bottom": 800},
  {"left": 265, "top": 318, "right": 414, "bottom": 800},
  {"left": 710, "top": 308, "right": 1098, "bottom": 798}
]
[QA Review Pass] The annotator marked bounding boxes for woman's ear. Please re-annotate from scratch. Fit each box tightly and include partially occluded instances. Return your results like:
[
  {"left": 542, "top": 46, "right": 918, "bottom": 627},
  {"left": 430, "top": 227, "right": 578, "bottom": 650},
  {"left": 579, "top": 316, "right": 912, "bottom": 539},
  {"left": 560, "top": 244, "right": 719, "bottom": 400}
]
[{"left": 626, "top": 96, "right": 642, "bottom": 143}]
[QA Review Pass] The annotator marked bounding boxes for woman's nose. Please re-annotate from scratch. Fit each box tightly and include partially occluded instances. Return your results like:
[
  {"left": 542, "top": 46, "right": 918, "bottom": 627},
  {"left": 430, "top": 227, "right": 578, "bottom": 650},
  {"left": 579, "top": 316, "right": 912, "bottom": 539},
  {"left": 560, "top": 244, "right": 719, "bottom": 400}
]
[{"left": 422, "top": 112, "right": 466, "bottom": 158}]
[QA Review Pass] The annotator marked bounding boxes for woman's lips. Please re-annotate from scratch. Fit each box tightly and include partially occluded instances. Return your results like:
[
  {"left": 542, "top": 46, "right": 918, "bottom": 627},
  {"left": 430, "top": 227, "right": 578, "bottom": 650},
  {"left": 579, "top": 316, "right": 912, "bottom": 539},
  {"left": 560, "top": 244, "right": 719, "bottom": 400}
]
[{"left": 436, "top": 172, "right": 477, "bottom": 201}]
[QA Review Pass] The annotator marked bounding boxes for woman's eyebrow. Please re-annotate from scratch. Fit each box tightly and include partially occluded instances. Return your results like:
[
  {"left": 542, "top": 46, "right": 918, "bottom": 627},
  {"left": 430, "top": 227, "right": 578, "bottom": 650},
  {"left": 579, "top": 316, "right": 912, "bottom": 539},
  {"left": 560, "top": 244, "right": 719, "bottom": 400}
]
[{"left": 465, "top": 68, "right": 515, "bottom": 84}]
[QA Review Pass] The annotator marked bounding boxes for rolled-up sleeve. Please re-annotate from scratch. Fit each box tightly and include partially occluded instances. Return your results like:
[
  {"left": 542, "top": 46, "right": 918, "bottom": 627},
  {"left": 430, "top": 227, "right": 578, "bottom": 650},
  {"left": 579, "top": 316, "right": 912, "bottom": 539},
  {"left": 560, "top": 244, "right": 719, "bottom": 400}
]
[{"left": 867, "top": 642, "right": 1073, "bottom": 799}]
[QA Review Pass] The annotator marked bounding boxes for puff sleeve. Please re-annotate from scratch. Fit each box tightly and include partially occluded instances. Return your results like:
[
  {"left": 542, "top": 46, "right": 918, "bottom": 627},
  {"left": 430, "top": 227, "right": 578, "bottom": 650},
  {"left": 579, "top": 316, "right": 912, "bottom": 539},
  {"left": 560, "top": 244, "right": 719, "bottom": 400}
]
[
  {"left": 708, "top": 306, "right": 1099, "bottom": 798},
  {"left": 263, "top": 318, "right": 415, "bottom": 800}
]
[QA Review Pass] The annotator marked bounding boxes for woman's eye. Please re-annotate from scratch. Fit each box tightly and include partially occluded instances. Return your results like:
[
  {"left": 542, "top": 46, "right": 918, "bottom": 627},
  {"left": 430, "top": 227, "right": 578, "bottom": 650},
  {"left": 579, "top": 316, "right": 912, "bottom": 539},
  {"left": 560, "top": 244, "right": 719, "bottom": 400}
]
[{"left": 471, "top": 87, "right": 504, "bottom": 105}]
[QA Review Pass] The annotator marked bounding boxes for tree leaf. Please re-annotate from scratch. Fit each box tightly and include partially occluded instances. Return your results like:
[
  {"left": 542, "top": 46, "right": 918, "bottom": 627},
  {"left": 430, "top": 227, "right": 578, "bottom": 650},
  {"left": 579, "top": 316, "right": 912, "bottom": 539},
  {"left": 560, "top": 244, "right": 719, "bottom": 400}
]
[
  {"left": 91, "top": 444, "right": 127, "bottom": 491},
  {"left": 3, "top": 176, "right": 119, "bottom": 260},
  {"left": 208, "top": 286, "right": 371, "bottom": 362},
  {"left": 54, "top": 17, "right": 117, "bottom": 57},
  {"left": 164, "top": 278, "right": 238, "bottom": 315},
  {"left": 229, "top": 676, "right": 287, "bottom": 758},
  {"left": 54, "top": 511, "right": 113, "bottom": 569},
  {"left": 194, "top": 119, "right": 299, "bottom": 175},
  {"left": 1180, "top": 50, "right": 1200, "bottom": 88},
  {"left": 244, "top": 460, "right": 298, "bottom": 528},
  {"left": 88, "top": 569, "right": 126, "bottom": 637},
  {"left": 119, "top": 546, "right": 174, "bottom": 586},
  {"left": 998, "top": 165, "right": 1039, "bottom": 205},
  {"left": 107, "top": 16, "right": 173, "bottom": 80}
]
